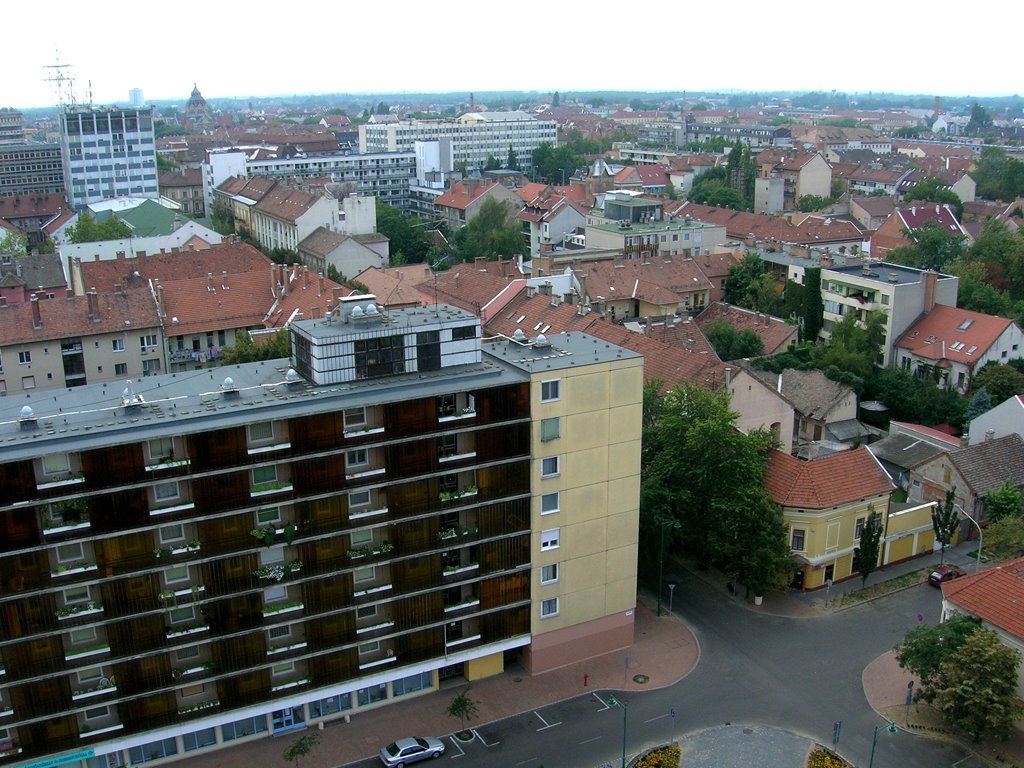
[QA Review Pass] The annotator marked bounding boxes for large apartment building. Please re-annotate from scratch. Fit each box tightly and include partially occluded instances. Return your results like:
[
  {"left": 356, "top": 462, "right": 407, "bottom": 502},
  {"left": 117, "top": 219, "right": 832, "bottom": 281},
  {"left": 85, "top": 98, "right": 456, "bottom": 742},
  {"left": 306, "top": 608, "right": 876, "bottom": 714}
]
[
  {"left": 0, "top": 145, "right": 64, "bottom": 198},
  {"left": 59, "top": 107, "right": 158, "bottom": 209},
  {"left": 0, "top": 298, "right": 641, "bottom": 768},
  {"left": 359, "top": 112, "right": 557, "bottom": 176}
]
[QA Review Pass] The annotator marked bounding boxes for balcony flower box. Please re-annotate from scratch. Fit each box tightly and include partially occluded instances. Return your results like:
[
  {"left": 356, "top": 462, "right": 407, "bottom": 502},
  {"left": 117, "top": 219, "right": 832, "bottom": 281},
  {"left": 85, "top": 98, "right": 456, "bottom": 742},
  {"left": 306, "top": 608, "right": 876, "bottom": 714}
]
[
  {"left": 171, "top": 663, "right": 213, "bottom": 679},
  {"left": 149, "top": 501, "right": 195, "bottom": 517},
  {"left": 262, "top": 601, "right": 303, "bottom": 617},
  {"left": 349, "top": 506, "right": 388, "bottom": 520},
  {"left": 358, "top": 655, "right": 396, "bottom": 671},
  {"left": 347, "top": 467, "right": 386, "bottom": 480},
  {"left": 438, "top": 487, "right": 478, "bottom": 503},
  {"left": 254, "top": 561, "right": 302, "bottom": 581},
  {"left": 353, "top": 583, "right": 393, "bottom": 598},
  {"left": 438, "top": 526, "right": 477, "bottom": 541},
  {"left": 271, "top": 677, "right": 311, "bottom": 693},
  {"left": 38, "top": 474, "right": 85, "bottom": 490},
  {"left": 268, "top": 641, "right": 307, "bottom": 656},
  {"left": 57, "top": 602, "right": 103, "bottom": 620},
  {"left": 342, "top": 425, "right": 384, "bottom": 439},
  {"left": 356, "top": 620, "right": 394, "bottom": 636},
  {"left": 145, "top": 458, "right": 190, "bottom": 472},
  {"left": 439, "top": 451, "right": 477, "bottom": 464},
  {"left": 250, "top": 482, "right": 293, "bottom": 499},
  {"left": 65, "top": 644, "right": 111, "bottom": 661},
  {"left": 178, "top": 699, "right": 220, "bottom": 717},
  {"left": 445, "top": 633, "right": 482, "bottom": 649},
  {"left": 79, "top": 723, "right": 123, "bottom": 738},
  {"left": 166, "top": 625, "right": 209, "bottom": 640},
  {"left": 247, "top": 442, "right": 292, "bottom": 456},
  {"left": 443, "top": 563, "right": 479, "bottom": 577},
  {"left": 438, "top": 409, "right": 476, "bottom": 424},
  {"left": 72, "top": 684, "right": 117, "bottom": 701},
  {"left": 43, "top": 520, "right": 91, "bottom": 535},
  {"left": 444, "top": 598, "right": 480, "bottom": 614},
  {"left": 53, "top": 563, "right": 98, "bottom": 578}
]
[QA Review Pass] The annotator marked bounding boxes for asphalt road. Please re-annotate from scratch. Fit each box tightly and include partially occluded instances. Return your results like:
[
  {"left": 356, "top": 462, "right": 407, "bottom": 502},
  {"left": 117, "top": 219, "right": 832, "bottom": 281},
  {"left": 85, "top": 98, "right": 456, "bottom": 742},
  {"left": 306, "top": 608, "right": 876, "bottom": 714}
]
[{"left": 348, "top": 567, "right": 973, "bottom": 768}]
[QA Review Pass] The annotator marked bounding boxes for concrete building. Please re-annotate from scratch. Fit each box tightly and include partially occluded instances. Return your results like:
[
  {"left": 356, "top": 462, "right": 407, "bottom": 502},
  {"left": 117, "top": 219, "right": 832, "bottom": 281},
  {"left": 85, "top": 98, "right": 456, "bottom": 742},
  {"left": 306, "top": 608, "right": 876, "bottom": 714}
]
[
  {"left": 585, "top": 192, "right": 727, "bottom": 260},
  {"left": 0, "top": 144, "right": 64, "bottom": 198},
  {"left": 0, "top": 110, "right": 23, "bottom": 144},
  {"left": 820, "top": 264, "right": 959, "bottom": 367},
  {"left": 59, "top": 106, "right": 158, "bottom": 209},
  {"left": 359, "top": 112, "right": 557, "bottom": 176},
  {"left": 0, "top": 299, "right": 641, "bottom": 768}
]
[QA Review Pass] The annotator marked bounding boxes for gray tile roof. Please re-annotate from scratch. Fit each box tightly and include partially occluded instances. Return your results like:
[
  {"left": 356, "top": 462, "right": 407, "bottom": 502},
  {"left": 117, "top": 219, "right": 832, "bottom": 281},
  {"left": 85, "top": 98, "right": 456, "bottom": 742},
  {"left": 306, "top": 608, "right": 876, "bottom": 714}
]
[
  {"left": 868, "top": 432, "right": 945, "bottom": 471},
  {"left": 951, "top": 433, "right": 1024, "bottom": 496},
  {"left": 750, "top": 368, "right": 854, "bottom": 420}
]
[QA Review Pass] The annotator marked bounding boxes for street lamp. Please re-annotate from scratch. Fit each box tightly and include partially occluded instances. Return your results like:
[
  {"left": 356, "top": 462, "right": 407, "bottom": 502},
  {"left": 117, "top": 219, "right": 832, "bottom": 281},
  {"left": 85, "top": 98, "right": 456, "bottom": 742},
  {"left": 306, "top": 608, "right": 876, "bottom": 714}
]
[
  {"left": 868, "top": 721, "right": 897, "bottom": 768},
  {"left": 657, "top": 518, "right": 682, "bottom": 616},
  {"left": 953, "top": 503, "right": 983, "bottom": 572},
  {"left": 606, "top": 695, "right": 628, "bottom": 768}
]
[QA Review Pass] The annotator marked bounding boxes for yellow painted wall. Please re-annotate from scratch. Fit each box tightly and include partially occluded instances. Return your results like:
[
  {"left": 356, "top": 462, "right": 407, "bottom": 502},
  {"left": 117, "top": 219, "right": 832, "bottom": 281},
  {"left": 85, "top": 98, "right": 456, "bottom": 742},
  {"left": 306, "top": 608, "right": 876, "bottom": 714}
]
[{"left": 465, "top": 652, "right": 503, "bottom": 681}]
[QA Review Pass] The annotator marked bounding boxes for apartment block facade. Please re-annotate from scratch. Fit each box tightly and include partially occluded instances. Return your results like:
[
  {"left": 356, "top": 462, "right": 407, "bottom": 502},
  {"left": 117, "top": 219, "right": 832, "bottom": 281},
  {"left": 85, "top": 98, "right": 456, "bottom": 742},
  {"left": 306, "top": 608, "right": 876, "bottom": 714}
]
[
  {"left": 0, "top": 299, "right": 641, "bottom": 768},
  {"left": 59, "top": 107, "right": 158, "bottom": 209},
  {"left": 0, "top": 145, "right": 64, "bottom": 198}
]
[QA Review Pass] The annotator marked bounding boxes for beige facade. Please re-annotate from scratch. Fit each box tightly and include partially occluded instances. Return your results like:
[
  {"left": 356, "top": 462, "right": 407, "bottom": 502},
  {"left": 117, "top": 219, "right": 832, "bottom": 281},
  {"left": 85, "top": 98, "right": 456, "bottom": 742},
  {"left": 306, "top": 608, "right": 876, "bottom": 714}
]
[
  {"left": 524, "top": 354, "right": 643, "bottom": 673},
  {"left": 727, "top": 367, "right": 795, "bottom": 449},
  {"left": 883, "top": 501, "right": 939, "bottom": 565}
]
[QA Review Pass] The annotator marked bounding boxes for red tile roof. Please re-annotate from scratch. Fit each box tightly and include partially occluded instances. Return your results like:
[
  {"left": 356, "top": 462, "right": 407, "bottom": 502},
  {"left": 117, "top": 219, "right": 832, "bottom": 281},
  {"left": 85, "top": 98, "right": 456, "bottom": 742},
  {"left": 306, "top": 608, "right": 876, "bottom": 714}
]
[
  {"left": 0, "top": 291, "right": 160, "bottom": 345},
  {"left": 414, "top": 266, "right": 517, "bottom": 314},
  {"left": 681, "top": 203, "right": 863, "bottom": 245},
  {"left": 0, "top": 193, "right": 67, "bottom": 220},
  {"left": 435, "top": 179, "right": 503, "bottom": 211},
  {"left": 695, "top": 302, "right": 799, "bottom": 355},
  {"left": 895, "top": 304, "right": 1013, "bottom": 365},
  {"left": 765, "top": 447, "right": 895, "bottom": 509},
  {"left": 579, "top": 256, "right": 714, "bottom": 305},
  {"left": 942, "top": 557, "right": 1024, "bottom": 639},
  {"left": 253, "top": 186, "right": 323, "bottom": 224},
  {"left": 352, "top": 265, "right": 428, "bottom": 308},
  {"left": 77, "top": 242, "right": 270, "bottom": 292}
]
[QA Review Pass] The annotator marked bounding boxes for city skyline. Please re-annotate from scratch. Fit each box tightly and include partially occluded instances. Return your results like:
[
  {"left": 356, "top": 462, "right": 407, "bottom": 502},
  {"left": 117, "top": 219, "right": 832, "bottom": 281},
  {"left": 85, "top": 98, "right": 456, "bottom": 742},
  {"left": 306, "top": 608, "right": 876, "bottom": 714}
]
[{"left": 5, "top": 1, "right": 1021, "bottom": 110}]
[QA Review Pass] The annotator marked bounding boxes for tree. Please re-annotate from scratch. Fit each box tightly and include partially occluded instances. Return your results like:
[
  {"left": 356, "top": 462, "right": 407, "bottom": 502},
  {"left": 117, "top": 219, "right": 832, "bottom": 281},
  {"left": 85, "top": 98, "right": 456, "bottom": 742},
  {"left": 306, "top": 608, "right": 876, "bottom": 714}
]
[
  {"left": 902, "top": 177, "right": 963, "bottom": 218},
  {"left": 946, "top": 260, "right": 1009, "bottom": 316},
  {"left": 64, "top": 211, "right": 133, "bottom": 244},
  {"left": 375, "top": 200, "right": 432, "bottom": 263},
  {"left": 895, "top": 614, "right": 982, "bottom": 701},
  {"left": 446, "top": 688, "right": 479, "bottom": 734},
  {"left": 796, "top": 194, "right": 833, "bottom": 212},
  {"left": 0, "top": 230, "right": 28, "bottom": 257},
  {"left": 210, "top": 200, "right": 235, "bottom": 236},
  {"left": 985, "top": 481, "right": 1023, "bottom": 522},
  {"left": 864, "top": 367, "right": 967, "bottom": 429},
  {"left": 934, "top": 628, "right": 1023, "bottom": 742},
  {"left": 972, "top": 362, "right": 1024, "bottom": 403},
  {"left": 282, "top": 732, "right": 320, "bottom": 768},
  {"left": 803, "top": 267, "right": 823, "bottom": 342},
  {"left": 506, "top": 144, "right": 519, "bottom": 172},
  {"left": 932, "top": 488, "right": 960, "bottom": 565},
  {"left": 452, "top": 197, "right": 525, "bottom": 262},
  {"left": 483, "top": 155, "right": 501, "bottom": 171},
  {"left": 852, "top": 508, "right": 882, "bottom": 585},
  {"left": 689, "top": 167, "right": 745, "bottom": 210},
  {"left": 887, "top": 221, "right": 965, "bottom": 271},
  {"left": 220, "top": 330, "right": 291, "bottom": 365},
  {"left": 551, "top": 91, "right": 560, "bottom": 108},
  {"left": 704, "top": 320, "right": 764, "bottom": 361},
  {"left": 983, "top": 516, "right": 1024, "bottom": 560},
  {"left": 967, "top": 102, "right": 993, "bottom": 135},
  {"left": 724, "top": 252, "right": 765, "bottom": 304}
]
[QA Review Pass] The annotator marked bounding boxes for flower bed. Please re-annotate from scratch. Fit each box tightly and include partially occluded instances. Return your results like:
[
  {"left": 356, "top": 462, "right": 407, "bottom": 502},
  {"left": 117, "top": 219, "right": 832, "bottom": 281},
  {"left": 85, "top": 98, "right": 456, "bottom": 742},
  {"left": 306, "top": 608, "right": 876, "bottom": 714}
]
[
  {"left": 807, "top": 746, "right": 851, "bottom": 768},
  {"left": 631, "top": 743, "right": 680, "bottom": 768}
]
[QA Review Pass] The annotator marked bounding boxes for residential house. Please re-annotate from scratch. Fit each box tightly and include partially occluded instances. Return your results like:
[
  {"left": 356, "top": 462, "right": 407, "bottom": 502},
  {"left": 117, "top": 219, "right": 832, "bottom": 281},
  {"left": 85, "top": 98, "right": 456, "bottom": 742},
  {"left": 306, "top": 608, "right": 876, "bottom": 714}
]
[
  {"left": 820, "top": 264, "right": 959, "bottom": 366},
  {"left": 831, "top": 166, "right": 911, "bottom": 197},
  {"left": 612, "top": 165, "right": 670, "bottom": 195},
  {"left": 680, "top": 202, "right": 864, "bottom": 253},
  {"left": 353, "top": 264, "right": 433, "bottom": 309},
  {"left": 211, "top": 175, "right": 277, "bottom": 238},
  {"left": 754, "top": 150, "right": 832, "bottom": 211},
  {"left": 518, "top": 191, "right": 588, "bottom": 256},
  {"left": 868, "top": 421, "right": 960, "bottom": 492},
  {"left": 0, "top": 252, "right": 67, "bottom": 304},
  {"left": 585, "top": 193, "right": 727, "bottom": 260},
  {"left": 894, "top": 305, "right": 1023, "bottom": 393},
  {"left": 695, "top": 302, "right": 798, "bottom": 355},
  {"left": 750, "top": 368, "right": 860, "bottom": 457},
  {"left": 573, "top": 256, "right": 715, "bottom": 321},
  {"left": 0, "top": 142, "right": 64, "bottom": 198},
  {"left": 898, "top": 169, "right": 976, "bottom": 204},
  {"left": 0, "top": 303, "right": 641, "bottom": 767},
  {"left": 0, "top": 193, "right": 69, "bottom": 248},
  {"left": 906, "top": 433, "right": 1024, "bottom": 528},
  {"left": 696, "top": 249, "right": 740, "bottom": 303},
  {"left": 870, "top": 203, "right": 970, "bottom": 259},
  {"left": 297, "top": 228, "right": 387, "bottom": 279},
  {"left": 850, "top": 196, "right": 897, "bottom": 230},
  {"left": 0, "top": 288, "right": 163, "bottom": 395},
  {"left": 967, "top": 395, "right": 1024, "bottom": 445},
  {"left": 251, "top": 186, "right": 339, "bottom": 253},
  {"left": 941, "top": 558, "right": 1024, "bottom": 699},
  {"left": 158, "top": 168, "right": 205, "bottom": 217},
  {"left": 765, "top": 447, "right": 895, "bottom": 590},
  {"left": 434, "top": 178, "right": 522, "bottom": 231}
]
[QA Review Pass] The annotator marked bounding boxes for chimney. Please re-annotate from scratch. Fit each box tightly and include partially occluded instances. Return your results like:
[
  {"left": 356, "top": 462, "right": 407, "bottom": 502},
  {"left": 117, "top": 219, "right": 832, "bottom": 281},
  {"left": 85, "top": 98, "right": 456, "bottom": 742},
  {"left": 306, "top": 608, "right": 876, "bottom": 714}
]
[
  {"left": 155, "top": 281, "right": 164, "bottom": 317},
  {"left": 318, "top": 273, "right": 324, "bottom": 296},
  {"left": 87, "top": 289, "right": 99, "bottom": 322},
  {"left": 725, "top": 366, "right": 732, "bottom": 390},
  {"left": 270, "top": 265, "right": 279, "bottom": 299},
  {"left": 221, "top": 270, "right": 229, "bottom": 289},
  {"left": 30, "top": 295, "right": 41, "bottom": 329},
  {"left": 703, "top": 253, "right": 710, "bottom": 267},
  {"left": 304, "top": 265, "right": 310, "bottom": 288},
  {"left": 986, "top": 429, "right": 996, "bottom": 442},
  {"left": 279, "top": 264, "right": 288, "bottom": 297},
  {"left": 207, "top": 272, "right": 214, "bottom": 292},
  {"left": 960, "top": 433, "right": 970, "bottom": 448},
  {"left": 921, "top": 269, "right": 937, "bottom": 313}
]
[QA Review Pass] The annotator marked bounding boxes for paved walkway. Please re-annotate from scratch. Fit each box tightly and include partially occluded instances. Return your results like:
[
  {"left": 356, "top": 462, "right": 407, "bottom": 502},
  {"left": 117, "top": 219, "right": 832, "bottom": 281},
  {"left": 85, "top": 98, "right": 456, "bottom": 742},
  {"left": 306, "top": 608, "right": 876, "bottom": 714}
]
[{"left": 184, "top": 540, "right": 1024, "bottom": 768}]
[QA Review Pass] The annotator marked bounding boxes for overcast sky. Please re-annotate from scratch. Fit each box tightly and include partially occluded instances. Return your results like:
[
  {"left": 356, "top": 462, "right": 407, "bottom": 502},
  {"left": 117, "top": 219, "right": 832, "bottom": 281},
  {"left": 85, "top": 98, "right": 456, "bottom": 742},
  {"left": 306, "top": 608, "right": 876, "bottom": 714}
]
[{"left": 5, "top": 2, "right": 1019, "bottom": 110}]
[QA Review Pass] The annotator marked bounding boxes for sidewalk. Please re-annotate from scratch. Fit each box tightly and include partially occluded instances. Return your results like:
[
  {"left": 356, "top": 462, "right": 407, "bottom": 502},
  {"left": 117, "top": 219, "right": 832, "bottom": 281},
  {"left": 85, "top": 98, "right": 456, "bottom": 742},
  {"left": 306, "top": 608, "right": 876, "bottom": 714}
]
[{"left": 182, "top": 597, "right": 700, "bottom": 768}]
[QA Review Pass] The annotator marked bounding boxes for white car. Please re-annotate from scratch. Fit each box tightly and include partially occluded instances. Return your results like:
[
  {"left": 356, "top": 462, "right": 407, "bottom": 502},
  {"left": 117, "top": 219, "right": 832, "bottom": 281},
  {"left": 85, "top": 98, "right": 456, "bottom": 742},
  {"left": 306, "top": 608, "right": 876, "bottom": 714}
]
[{"left": 379, "top": 736, "right": 445, "bottom": 767}]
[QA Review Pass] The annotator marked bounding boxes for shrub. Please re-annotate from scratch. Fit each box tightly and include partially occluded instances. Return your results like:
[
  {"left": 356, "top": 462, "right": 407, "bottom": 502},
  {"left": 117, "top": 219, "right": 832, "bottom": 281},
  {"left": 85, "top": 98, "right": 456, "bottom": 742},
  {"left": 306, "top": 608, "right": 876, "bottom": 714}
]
[
  {"left": 807, "top": 746, "right": 851, "bottom": 768},
  {"left": 634, "top": 744, "right": 681, "bottom": 768}
]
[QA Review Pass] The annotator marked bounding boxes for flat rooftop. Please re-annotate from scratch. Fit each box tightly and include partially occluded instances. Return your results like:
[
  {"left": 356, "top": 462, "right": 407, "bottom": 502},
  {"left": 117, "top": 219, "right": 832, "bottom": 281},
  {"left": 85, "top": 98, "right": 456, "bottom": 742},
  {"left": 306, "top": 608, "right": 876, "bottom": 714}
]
[
  {"left": 823, "top": 262, "right": 953, "bottom": 285},
  {"left": 484, "top": 331, "right": 642, "bottom": 374}
]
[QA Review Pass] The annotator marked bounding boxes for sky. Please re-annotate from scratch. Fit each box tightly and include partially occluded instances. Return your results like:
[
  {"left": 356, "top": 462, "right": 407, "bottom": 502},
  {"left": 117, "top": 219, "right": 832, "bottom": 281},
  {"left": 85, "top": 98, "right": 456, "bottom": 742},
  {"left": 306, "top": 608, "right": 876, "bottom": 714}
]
[{"left": 5, "top": 2, "right": 1020, "bottom": 110}]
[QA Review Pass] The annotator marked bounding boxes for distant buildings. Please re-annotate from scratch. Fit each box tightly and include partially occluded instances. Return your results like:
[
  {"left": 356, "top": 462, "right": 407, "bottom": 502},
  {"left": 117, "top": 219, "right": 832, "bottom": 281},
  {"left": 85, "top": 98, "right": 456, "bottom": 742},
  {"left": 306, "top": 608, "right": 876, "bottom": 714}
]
[
  {"left": 58, "top": 106, "right": 159, "bottom": 209},
  {"left": 0, "top": 144, "right": 65, "bottom": 198}
]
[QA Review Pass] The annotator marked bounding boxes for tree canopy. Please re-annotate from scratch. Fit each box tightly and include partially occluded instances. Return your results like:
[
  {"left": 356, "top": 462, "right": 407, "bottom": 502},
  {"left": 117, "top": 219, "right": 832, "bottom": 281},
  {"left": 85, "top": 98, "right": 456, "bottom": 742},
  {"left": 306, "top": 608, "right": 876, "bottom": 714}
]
[
  {"left": 972, "top": 362, "right": 1024, "bottom": 403},
  {"left": 886, "top": 220, "right": 966, "bottom": 271},
  {"left": 852, "top": 509, "right": 882, "bottom": 585},
  {"left": 220, "top": 330, "right": 291, "bottom": 365},
  {"left": 932, "top": 488, "right": 960, "bottom": 565},
  {"left": 895, "top": 613, "right": 982, "bottom": 702},
  {"left": 375, "top": 200, "right": 435, "bottom": 264},
  {"left": 689, "top": 167, "right": 746, "bottom": 210},
  {"left": 531, "top": 141, "right": 582, "bottom": 185},
  {"left": 985, "top": 481, "right": 1023, "bottom": 522},
  {"left": 704, "top": 319, "right": 765, "bottom": 361},
  {"left": 65, "top": 211, "right": 133, "bottom": 244},
  {"left": 452, "top": 197, "right": 526, "bottom": 262}
]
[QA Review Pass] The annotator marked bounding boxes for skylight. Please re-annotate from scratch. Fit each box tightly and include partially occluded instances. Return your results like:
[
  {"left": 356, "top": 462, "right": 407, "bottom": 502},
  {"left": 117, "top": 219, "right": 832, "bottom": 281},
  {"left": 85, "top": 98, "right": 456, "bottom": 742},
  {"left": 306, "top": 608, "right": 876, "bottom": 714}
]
[{"left": 957, "top": 319, "right": 974, "bottom": 331}]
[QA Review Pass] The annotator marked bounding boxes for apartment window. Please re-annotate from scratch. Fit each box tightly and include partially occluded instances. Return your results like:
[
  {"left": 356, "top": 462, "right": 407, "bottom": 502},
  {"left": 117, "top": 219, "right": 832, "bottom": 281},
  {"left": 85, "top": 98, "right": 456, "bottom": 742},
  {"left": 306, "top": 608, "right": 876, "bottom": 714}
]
[
  {"left": 169, "top": 606, "right": 196, "bottom": 624},
  {"left": 357, "top": 682, "right": 388, "bottom": 706},
  {"left": 437, "top": 393, "right": 456, "bottom": 418},
  {"left": 354, "top": 566, "right": 375, "bottom": 583},
  {"left": 259, "top": 547, "right": 284, "bottom": 566},
  {"left": 84, "top": 706, "right": 110, "bottom": 721},
  {"left": 148, "top": 437, "right": 173, "bottom": 462},
  {"left": 22, "top": 376, "right": 35, "bottom": 390},
  {"left": 159, "top": 524, "right": 184, "bottom": 543},
  {"left": 175, "top": 646, "right": 200, "bottom": 662},
  {"left": 881, "top": 294, "right": 890, "bottom": 306},
  {"left": 541, "top": 492, "right": 560, "bottom": 515},
  {"left": 358, "top": 641, "right": 380, "bottom": 656},
  {"left": 129, "top": 739, "right": 178, "bottom": 763},
  {"left": 541, "top": 456, "right": 559, "bottom": 477},
  {"left": 221, "top": 717, "right": 268, "bottom": 742},
  {"left": 251, "top": 465, "right": 277, "bottom": 485},
  {"left": 70, "top": 627, "right": 97, "bottom": 645},
  {"left": 56, "top": 542, "right": 85, "bottom": 563},
  {"left": 540, "top": 418, "right": 560, "bottom": 442},
  {"left": 356, "top": 604, "right": 377, "bottom": 620},
  {"left": 349, "top": 490, "right": 371, "bottom": 509},
  {"left": 351, "top": 528, "right": 373, "bottom": 546},
  {"left": 111, "top": 339, "right": 125, "bottom": 352},
  {"left": 165, "top": 565, "right": 189, "bottom": 584},
  {"left": 343, "top": 407, "right": 366, "bottom": 430},
  {"left": 43, "top": 453, "right": 71, "bottom": 475},
  {"left": 541, "top": 563, "right": 559, "bottom": 584},
  {"left": 541, "top": 597, "right": 559, "bottom": 618},
  {"left": 250, "top": 505, "right": 281, "bottom": 529},
  {"left": 143, "top": 359, "right": 161, "bottom": 375},
  {"left": 183, "top": 728, "right": 217, "bottom": 753},
  {"left": 63, "top": 585, "right": 91, "bottom": 605},
  {"left": 541, "top": 379, "right": 560, "bottom": 402},
  {"left": 139, "top": 334, "right": 157, "bottom": 351},
  {"left": 115, "top": 362, "right": 128, "bottom": 376},
  {"left": 267, "top": 625, "right": 291, "bottom": 641},
  {"left": 854, "top": 517, "right": 865, "bottom": 540},
  {"left": 791, "top": 529, "right": 806, "bottom": 552},
  {"left": 346, "top": 448, "right": 368, "bottom": 468},
  {"left": 154, "top": 481, "right": 179, "bottom": 501},
  {"left": 541, "top": 528, "right": 560, "bottom": 551},
  {"left": 247, "top": 421, "right": 273, "bottom": 443},
  {"left": 77, "top": 667, "right": 103, "bottom": 684},
  {"left": 393, "top": 671, "right": 433, "bottom": 697},
  {"left": 263, "top": 585, "right": 287, "bottom": 603},
  {"left": 18, "top": 351, "right": 31, "bottom": 365},
  {"left": 271, "top": 661, "right": 295, "bottom": 678},
  {"left": 438, "top": 434, "right": 458, "bottom": 458}
]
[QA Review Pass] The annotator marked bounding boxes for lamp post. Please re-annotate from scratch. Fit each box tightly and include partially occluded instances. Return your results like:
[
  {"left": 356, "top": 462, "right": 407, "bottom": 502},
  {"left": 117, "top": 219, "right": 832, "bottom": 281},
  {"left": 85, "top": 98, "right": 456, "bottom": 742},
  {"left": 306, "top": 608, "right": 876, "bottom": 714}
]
[
  {"left": 954, "top": 503, "right": 983, "bottom": 572},
  {"left": 606, "top": 695, "right": 628, "bottom": 768},
  {"left": 657, "top": 518, "right": 681, "bottom": 616},
  {"left": 868, "top": 721, "right": 897, "bottom": 768}
]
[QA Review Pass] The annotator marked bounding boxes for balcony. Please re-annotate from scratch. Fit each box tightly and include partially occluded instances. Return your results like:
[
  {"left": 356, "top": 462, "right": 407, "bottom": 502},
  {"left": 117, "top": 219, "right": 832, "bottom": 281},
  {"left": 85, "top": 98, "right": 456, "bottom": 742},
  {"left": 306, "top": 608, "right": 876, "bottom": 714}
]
[
  {"left": 246, "top": 441, "right": 292, "bottom": 457},
  {"left": 262, "top": 601, "right": 304, "bottom": 618},
  {"left": 154, "top": 541, "right": 200, "bottom": 559},
  {"left": 145, "top": 458, "right": 191, "bottom": 473},
  {"left": 271, "top": 677, "right": 311, "bottom": 693},
  {"left": 52, "top": 562, "right": 98, "bottom": 578},
  {"left": 443, "top": 563, "right": 479, "bottom": 578},
  {"left": 250, "top": 481, "right": 294, "bottom": 499},
  {"left": 178, "top": 699, "right": 220, "bottom": 718},
  {"left": 65, "top": 643, "right": 111, "bottom": 661},
  {"left": 166, "top": 625, "right": 209, "bottom": 640},
  {"left": 56, "top": 602, "right": 103, "bottom": 621},
  {"left": 267, "top": 641, "right": 307, "bottom": 657},
  {"left": 72, "top": 682, "right": 117, "bottom": 702},
  {"left": 79, "top": 723, "right": 123, "bottom": 739},
  {"left": 37, "top": 474, "right": 85, "bottom": 491},
  {"left": 149, "top": 501, "right": 195, "bottom": 517}
]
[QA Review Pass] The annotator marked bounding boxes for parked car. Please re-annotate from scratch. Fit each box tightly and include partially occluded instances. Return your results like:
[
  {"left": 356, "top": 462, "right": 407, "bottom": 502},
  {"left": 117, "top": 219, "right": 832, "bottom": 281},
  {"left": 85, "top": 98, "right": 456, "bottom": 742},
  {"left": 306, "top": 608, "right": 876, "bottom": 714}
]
[
  {"left": 379, "top": 737, "right": 445, "bottom": 767},
  {"left": 928, "top": 565, "right": 968, "bottom": 587}
]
